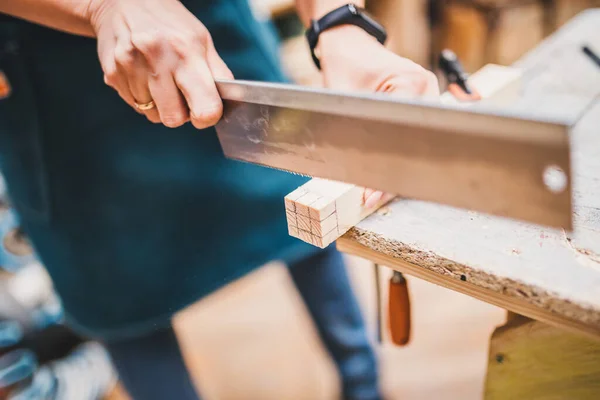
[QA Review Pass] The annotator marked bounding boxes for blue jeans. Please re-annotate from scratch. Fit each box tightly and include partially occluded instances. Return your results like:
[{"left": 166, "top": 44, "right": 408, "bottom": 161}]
[{"left": 105, "top": 247, "right": 381, "bottom": 400}]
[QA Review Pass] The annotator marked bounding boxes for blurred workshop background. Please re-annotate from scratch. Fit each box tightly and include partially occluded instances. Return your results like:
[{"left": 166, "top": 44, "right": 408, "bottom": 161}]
[
  {"left": 264, "top": 0, "right": 600, "bottom": 86},
  {"left": 0, "top": 1, "right": 598, "bottom": 399}
]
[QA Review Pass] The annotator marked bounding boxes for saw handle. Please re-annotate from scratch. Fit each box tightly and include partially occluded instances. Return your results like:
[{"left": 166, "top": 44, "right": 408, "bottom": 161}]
[{"left": 388, "top": 271, "right": 411, "bottom": 346}]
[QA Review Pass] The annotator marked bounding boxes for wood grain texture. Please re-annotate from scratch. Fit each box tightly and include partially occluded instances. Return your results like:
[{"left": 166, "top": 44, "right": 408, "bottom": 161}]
[
  {"left": 367, "top": 0, "right": 432, "bottom": 68},
  {"left": 484, "top": 315, "right": 600, "bottom": 399},
  {"left": 337, "top": 10, "right": 600, "bottom": 338},
  {"left": 486, "top": 2, "right": 545, "bottom": 66},
  {"left": 435, "top": 3, "right": 490, "bottom": 73},
  {"left": 285, "top": 178, "right": 393, "bottom": 248},
  {"left": 435, "top": 1, "right": 545, "bottom": 72}
]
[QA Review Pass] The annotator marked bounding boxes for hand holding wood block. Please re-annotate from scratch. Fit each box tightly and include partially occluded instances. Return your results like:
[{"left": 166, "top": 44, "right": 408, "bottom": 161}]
[{"left": 285, "top": 179, "right": 394, "bottom": 248}]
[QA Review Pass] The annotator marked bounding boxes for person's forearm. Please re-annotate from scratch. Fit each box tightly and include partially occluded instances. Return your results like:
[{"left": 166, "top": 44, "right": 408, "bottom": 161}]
[
  {"left": 0, "top": 0, "right": 95, "bottom": 37},
  {"left": 295, "top": 0, "right": 366, "bottom": 27}
]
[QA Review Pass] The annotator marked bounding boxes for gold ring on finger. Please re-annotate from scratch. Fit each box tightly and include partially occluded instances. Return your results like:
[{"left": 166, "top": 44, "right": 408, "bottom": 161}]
[{"left": 134, "top": 99, "right": 156, "bottom": 111}]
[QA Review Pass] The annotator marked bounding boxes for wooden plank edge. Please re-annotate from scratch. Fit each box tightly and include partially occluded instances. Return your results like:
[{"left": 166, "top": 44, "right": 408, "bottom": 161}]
[{"left": 336, "top": 235, "right": 600, "bottom": 341}]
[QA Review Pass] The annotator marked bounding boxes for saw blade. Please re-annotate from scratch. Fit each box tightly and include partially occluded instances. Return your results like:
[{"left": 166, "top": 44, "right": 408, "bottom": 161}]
[{"left": 213, "top": 79, "right": 573, "bottom": 230}]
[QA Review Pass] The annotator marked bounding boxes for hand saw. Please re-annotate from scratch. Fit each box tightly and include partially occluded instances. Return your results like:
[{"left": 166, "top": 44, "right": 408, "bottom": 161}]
[{"left": 213, "top": 78, "right": 573, "bottom": 230}]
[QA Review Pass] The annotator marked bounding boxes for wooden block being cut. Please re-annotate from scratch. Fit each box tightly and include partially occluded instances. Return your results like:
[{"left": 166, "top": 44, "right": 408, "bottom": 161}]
[
  {"left": 293, "top": 192, "right": 321, "bottom": 217},
  {"left": 284, "top": 187, "right": 308, "bottom": 211},
  {"left": 308, "top": 196, "right": 336, "bottom": 222},
  {"left": 288, "top": 224, "right": 299, "bottom": 238},
  {"left": 295, "top": 213, "right": 312, "bottom": 232},
  {"left": 311, "top": 213, "right": 337, "bottom": 237},
  {"left": 284, "top": 178, "right": 393, "bottom": 248}
]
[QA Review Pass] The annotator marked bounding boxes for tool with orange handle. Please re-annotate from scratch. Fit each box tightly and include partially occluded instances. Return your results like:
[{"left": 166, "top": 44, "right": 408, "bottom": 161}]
[
  {"left": 374, "top": 265, "right": 411, "bottom": 346},
  {"left": 388, "top": 271, "right": 411, "bottom": 346}
]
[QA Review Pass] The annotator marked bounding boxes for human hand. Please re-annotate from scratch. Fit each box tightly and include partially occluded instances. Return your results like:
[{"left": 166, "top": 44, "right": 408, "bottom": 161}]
[
  {"left": 88, "top": 0, "right": 233, "bottom": 128},
  {"left": 315, "top": 25, "right": 440, "bottom": 208},
  {"left": 447, "top": 83, "right": 482, "bottom": 102},
  {"left": 317, "top": 26, "right": 439, "bottom": 97}
]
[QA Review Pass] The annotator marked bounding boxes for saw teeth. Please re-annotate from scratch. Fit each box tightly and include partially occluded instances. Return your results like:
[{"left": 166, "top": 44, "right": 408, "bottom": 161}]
[
  {"left": 233, "top": 158, "right": 312, "bottom": 178},
  {"left": 266, "top": 165, "right": 311, "bottom": 178}
]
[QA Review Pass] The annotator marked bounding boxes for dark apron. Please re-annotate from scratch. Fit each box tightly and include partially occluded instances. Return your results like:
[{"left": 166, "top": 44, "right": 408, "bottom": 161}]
[{"left": 0, "top": 0, "right": 318, "bottom": 340}]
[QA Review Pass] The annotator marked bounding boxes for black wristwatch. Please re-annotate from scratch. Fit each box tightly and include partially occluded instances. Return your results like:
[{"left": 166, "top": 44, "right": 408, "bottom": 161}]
[{"left": 305, "top": 4, "right": 387, "bottom": 70}]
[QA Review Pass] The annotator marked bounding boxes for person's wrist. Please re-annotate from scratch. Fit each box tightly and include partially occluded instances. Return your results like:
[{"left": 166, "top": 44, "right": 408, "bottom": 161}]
[
  {"left": 316, "top": 25, "right": 381, "bottom": 69},
  {"left": 86, "top": 0, "right": 119, "bottom": 34}
]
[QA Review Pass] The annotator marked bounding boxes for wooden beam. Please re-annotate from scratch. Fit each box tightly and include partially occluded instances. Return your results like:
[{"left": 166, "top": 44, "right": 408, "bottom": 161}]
[
  {"left": 284, "top": 179, "right": 393, "bottom": 248},
  {"left": 484, "top": 314, "right": 600, "bottom": 399}
]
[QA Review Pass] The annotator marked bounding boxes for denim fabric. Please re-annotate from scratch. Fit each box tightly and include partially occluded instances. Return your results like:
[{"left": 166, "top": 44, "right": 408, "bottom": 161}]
[
  {"left": 288, "top": 247, "right": 381, "bottom": 400},
  {"left": 106, "top": 247, "right": 382, "bottom": 400},
  {"left": 106, "top": 327, "right": 199, "bottom": 400}
]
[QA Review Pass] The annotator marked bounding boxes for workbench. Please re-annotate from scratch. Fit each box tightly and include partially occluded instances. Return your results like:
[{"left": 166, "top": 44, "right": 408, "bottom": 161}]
[{"left": 336, "top": 9, "right": 600, "bottom": 399}]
